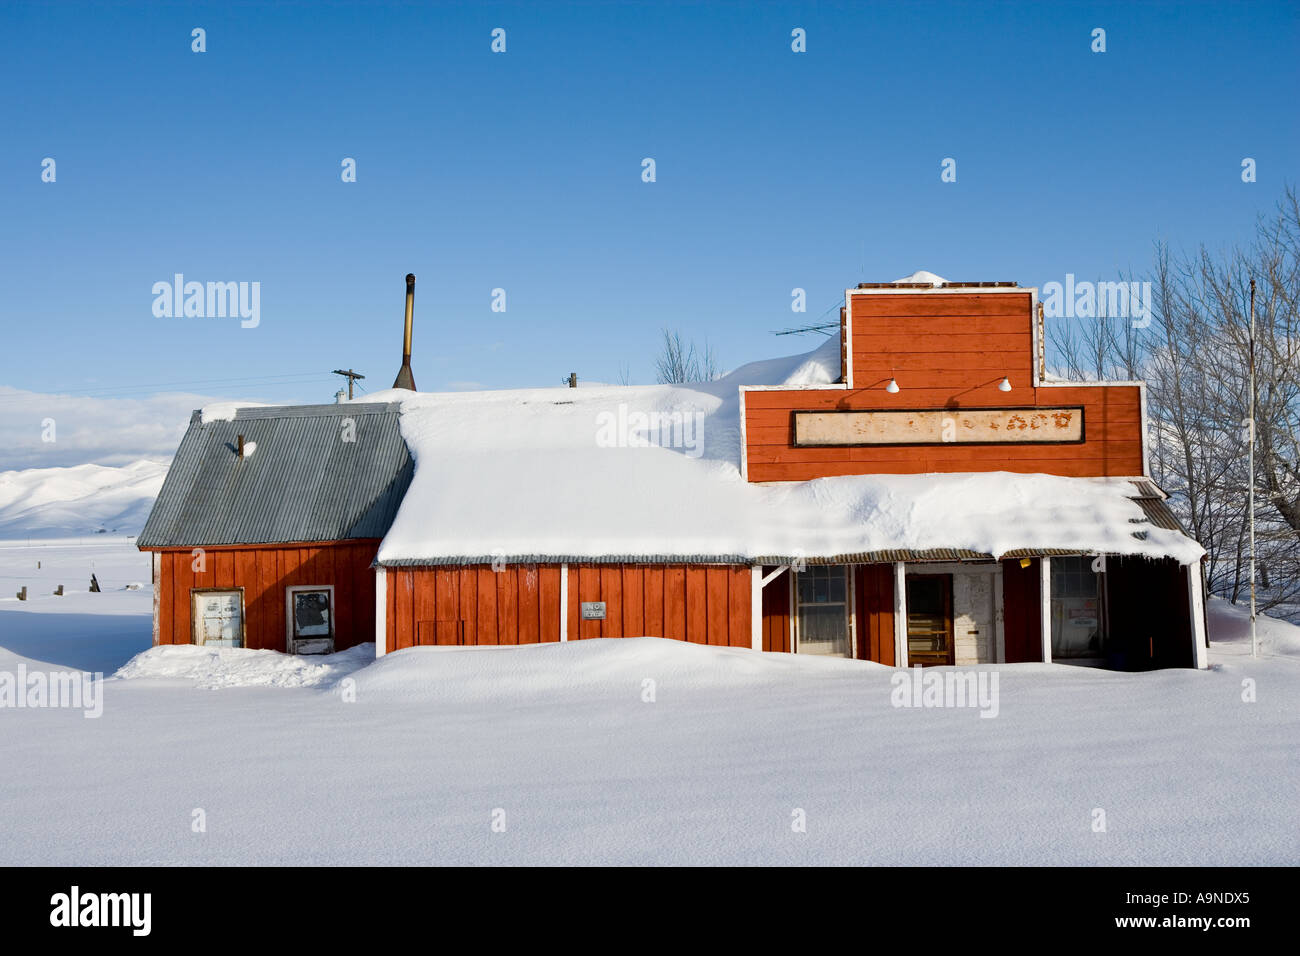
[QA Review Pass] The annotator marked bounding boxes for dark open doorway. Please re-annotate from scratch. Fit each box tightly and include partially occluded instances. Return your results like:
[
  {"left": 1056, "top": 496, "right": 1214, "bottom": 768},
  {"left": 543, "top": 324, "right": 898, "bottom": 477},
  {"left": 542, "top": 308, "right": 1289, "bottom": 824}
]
[{"left": 907, "top": 574, "right": 953, "bottom": 666}]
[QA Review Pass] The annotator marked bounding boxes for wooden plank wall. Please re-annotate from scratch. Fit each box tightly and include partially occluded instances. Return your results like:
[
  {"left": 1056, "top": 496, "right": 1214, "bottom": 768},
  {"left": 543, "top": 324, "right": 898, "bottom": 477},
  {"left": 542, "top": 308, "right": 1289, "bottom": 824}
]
[
  {"left": 566, "top": 564, "right": 751, "bottom": 646},
  {"left": 386, "top": 565, "right": 563, "bottom": 651},
  {"left": 851, "top": 293, "right": 1035, "bottom": 397},
  {"left": 1001, "top": 557, "right": 1043, "bottom": 663},
  {"left": 760, "top": 566, "right": 790, "bottom": 652},
  {"left": 744, "top": 292, "right": 1145, "bottom": 481},
  {"left": 152, "top": 541, "right": 379, "bottom": 652},
  {"left": 385, "top": 563, "right": 752, "bottom": 650},
  {"left": 854, "top": 564, "right": 895, "bottom": 664}
]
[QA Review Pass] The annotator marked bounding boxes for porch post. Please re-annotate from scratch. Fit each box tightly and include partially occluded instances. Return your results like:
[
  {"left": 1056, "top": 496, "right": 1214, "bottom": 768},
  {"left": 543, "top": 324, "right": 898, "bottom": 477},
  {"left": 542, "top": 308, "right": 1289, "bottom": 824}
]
[
  {"left": 1188, "top": 563, "right": 1209, "bottom": 669},
  {"left": 559, "top": 563, "right": 569, "bottom": 642},
  {"left": 847, "top": 565, "right": 857, "bottom": 659},
  {"left": 751, "top": 565, "right": 763, "bottom": 652},
  {"left": 151, "top": 552, "right": 161, "bottom": 646},
  {"left": 374, "top": 566, "right": 387, "bottom": 657},
  {"left": 1039, "top": 556, "right": 1052, "bottom": 663},
  {"left": 893, "top": 562, "right": 907, "bottom": 666}
]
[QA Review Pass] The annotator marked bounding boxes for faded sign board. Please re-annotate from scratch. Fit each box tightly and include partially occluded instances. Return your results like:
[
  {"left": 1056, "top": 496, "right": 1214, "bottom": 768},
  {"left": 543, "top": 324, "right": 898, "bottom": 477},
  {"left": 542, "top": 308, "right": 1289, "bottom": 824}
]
[
  {"left": 793, "top": 407, "right": 1085, "bottom": 446},
  {"left": 581, "top": 602, "right": 607, "bottom": 621}
]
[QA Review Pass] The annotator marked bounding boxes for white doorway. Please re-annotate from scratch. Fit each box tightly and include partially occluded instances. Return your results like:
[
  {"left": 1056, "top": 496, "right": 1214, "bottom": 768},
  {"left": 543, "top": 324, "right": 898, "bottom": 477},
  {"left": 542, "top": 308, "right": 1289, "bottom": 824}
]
[
  {"left": 903, "top": 564, "right": 1005, "bottom": 665},
  {"left": 191, "top": 589, "right": 245, "bottom": 647}
]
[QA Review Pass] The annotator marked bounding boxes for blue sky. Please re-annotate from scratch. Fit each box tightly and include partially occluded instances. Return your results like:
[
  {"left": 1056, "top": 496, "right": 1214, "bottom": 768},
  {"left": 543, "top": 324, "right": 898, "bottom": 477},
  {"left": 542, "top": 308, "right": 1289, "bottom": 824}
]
[{"left": 1, "top": 0, "right": 1296, "bottom": 416}]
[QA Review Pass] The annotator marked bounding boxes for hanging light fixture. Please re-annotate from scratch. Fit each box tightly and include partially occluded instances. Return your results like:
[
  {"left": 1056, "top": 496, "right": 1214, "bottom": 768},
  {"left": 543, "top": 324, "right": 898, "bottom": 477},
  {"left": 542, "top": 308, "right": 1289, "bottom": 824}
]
[
  {"left": 886, "top": 369, "right": 900, "bottom": 393},
  {"left": 998, "top": 377, "right": 1012, "bottom": 392}
]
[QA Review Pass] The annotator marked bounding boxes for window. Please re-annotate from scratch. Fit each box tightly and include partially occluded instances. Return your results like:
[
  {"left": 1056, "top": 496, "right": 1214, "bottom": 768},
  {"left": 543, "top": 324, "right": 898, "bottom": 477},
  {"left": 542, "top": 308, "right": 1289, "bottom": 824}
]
[
  {"left": 191, "top": 589, "right": 244, "bottom": 647},
  {"left": 795, "top": 566, "right": 850, "bottom": 657},
  {"left": 286, "top": 586, "right": 335, "bottom": 655},
  {"left": 1050, "top": 556, "right": 1105, "bottom": 659}
]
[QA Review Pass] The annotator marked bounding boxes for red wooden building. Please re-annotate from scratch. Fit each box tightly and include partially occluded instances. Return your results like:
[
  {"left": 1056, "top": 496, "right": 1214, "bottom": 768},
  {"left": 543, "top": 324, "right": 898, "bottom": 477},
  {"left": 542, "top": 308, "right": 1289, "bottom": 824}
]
[
  {"left": 141, "top": 275, "right": 1208, "bottom": 670},
  {"left": 138, "top": 402, "right": 412, "bottom": 655}
]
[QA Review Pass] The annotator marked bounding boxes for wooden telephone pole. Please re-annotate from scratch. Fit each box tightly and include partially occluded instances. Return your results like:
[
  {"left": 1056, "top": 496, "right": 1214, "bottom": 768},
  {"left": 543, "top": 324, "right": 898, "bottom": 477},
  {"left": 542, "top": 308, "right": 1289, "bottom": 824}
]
[{"left": 332, "top": 368, "right": 365, "bottom": 399}]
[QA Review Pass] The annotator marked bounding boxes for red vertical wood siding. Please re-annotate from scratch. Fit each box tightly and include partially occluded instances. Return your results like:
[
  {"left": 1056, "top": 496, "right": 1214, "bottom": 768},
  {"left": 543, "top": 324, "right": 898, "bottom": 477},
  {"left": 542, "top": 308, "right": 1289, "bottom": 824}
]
[
  {"left": 760, "top": 566, "right": 790, "bottom": 653},
  {"left": 386, "top": 565, "right": 564, "bottom": 649},
  {"left": 382, "top": 561, "right": 754, "bottom": 650},
  {"left": 854, "top": 564, "right": 895, "bottom": 665},
  {"left": 149, "top": 541, "right": 380, "bottom": 652},
  {"left": 1001, "top": 558, "right": 1043, "bottom": 663},
  {"left": 563, "top": 563, "right": 751, "bottom": 647}
]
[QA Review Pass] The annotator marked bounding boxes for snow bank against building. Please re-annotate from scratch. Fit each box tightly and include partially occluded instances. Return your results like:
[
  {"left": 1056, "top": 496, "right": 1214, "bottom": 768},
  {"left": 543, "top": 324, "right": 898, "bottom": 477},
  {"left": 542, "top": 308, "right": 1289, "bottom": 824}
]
[
  {"left": 355, "top": 636, "right": 872, "bottom": 703},
  {"left": 0, "top": 459, "right": 167, "bottom": 538},
  {"left": 364, "top": 337, "right": 1202, "bottom": 567},
  {"left": 115, "top": 643, "right": 374, "bottom": 689},
  {"left": 1206, "top": 597, "right": 1300, "bottom": 657}
]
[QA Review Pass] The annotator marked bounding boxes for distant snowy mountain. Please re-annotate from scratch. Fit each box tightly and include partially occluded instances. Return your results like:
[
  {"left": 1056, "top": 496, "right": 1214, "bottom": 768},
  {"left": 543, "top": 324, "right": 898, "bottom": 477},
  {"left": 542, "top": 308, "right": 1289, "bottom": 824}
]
[{"left": 0, "top": 459, "right": 168, "bottom": 538}]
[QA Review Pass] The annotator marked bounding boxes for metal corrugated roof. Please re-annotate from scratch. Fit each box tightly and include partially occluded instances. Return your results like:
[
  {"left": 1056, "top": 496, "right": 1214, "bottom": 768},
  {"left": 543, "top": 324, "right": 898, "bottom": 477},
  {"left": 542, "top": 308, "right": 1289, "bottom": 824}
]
[
  {"left": 1128, "top": 479, "right": 1189, "bottom": 533},
  {"left": 138, "top": 403, "right": 412, "bottom": 548},
  {"left": 382, "top": 548, "right": 1114, "bottom": 568}
]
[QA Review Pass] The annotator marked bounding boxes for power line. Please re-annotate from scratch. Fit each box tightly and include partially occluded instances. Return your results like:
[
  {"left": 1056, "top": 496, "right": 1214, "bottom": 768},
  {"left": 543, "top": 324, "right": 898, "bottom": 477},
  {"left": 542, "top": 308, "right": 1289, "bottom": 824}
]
[
  {"left": 331, "top": 369, "right": 366, "bottom": 400},
  {"left": 0, "top": 372, "right": 337, "bottom": 405}
]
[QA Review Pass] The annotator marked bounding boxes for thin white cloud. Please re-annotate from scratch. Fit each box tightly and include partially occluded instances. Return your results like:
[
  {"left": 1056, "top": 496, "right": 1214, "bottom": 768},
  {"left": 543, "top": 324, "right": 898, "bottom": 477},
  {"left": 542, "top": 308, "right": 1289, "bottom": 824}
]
[{"left": 0, "top": 387, "right": 260, "bottom": 469}]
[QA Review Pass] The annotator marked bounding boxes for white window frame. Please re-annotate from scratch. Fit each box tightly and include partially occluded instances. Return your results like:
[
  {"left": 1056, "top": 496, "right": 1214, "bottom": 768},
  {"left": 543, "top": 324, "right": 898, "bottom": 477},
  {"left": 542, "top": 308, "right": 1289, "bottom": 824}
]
[
  {"left": 286, "top": 584, "right": 336, "bottom": 655},
  {"left": 791, "top": 565, "right": 852, "bottom": 658}
]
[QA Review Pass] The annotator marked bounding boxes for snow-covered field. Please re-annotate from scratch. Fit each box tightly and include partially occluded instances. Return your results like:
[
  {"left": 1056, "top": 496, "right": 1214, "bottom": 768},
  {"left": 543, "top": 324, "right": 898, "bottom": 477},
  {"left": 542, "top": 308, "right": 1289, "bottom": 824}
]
[
  {"left": 0, "top": 538, "right": 1295, "bottom": 865},
  {"left": 0, "top": 459, "right": 166, "bottom": 539}
]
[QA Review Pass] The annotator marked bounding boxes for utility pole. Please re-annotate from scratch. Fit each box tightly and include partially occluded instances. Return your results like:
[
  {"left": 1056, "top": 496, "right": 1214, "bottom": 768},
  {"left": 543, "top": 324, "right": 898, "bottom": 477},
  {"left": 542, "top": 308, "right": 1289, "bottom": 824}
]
[
  {"left": 332, "top": 368, "right": 365, "bottom": 400},
  {"left": 1248, "top": 279, "right": 1258, "bottom": 659}
]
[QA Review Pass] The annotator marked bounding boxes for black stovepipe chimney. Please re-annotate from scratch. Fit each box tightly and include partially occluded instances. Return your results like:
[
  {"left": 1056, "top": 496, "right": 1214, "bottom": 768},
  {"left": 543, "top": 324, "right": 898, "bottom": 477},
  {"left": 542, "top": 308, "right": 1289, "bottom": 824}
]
[{"left": 393, "top": 273, "right": 417, "bottom": 390}]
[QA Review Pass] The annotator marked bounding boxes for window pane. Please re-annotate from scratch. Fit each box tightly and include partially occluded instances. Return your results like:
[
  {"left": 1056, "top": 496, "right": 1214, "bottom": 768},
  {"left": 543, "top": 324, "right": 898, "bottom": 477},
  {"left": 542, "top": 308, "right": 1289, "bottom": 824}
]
[
  {"left": 294, "top": 590, "right": 331, "bottom": 636},
  {"left": 1051, "top": 558, "right": 1103, "bottom": 658},
  {"left": 795, "top": 566, "right": 848, "bottom": 657},
  {"left": 798, "top": 605, "right": 847, "bottom": 656}
]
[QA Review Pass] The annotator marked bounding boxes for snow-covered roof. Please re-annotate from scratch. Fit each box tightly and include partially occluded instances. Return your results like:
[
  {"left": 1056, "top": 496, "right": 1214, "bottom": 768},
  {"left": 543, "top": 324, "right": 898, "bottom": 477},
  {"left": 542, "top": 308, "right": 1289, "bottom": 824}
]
[{"left": 368, "top": 338, "right": 1203, "bottom": 567}]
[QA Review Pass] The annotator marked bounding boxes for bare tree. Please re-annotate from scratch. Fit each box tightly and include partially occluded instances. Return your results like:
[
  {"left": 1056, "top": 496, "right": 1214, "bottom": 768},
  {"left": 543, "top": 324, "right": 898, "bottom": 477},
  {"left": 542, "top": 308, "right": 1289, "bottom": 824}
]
[
  {"left": 654, "top": 329, "right": 720, "bottom": 384},
  {"left": 1047, "top": 187, "right": 1300, "bottom": 618}
]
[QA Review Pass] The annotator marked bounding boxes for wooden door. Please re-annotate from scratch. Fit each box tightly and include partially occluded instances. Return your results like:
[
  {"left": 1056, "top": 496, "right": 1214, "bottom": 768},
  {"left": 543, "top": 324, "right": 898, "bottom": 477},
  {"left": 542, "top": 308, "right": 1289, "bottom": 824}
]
[
  {"left": 906, "top": 574, "right": 953, "bottom": 666},
  {"left": 192, "top": 589, "right": 244, "bottom": 647}
]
